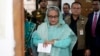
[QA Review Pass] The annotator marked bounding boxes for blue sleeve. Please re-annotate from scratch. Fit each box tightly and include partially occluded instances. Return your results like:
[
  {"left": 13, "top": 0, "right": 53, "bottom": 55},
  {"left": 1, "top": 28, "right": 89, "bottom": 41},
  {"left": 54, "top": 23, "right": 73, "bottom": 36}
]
[
  {"left": 53, "top": 37, "right": 71, "bottom": 48},
  {"left": 32, "top": 31, "right": 44, "bottom": 46}
]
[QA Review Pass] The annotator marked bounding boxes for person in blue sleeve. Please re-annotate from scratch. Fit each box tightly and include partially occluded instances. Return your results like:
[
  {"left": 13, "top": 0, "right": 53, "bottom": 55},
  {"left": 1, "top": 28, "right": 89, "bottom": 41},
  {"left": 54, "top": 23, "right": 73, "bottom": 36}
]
[
  {"left": 32, "top": 6, "right": 77, "bottom": 56},
  {"left": 24, "top": 9, "right": 36, "bottom": 56}
]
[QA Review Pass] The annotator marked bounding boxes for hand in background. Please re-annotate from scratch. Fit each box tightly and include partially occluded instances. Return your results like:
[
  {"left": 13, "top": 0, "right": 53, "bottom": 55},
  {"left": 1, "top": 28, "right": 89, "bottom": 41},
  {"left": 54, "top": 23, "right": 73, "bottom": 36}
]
[{"left": 84, "top": 49, "right": 91, "bottom": 56}]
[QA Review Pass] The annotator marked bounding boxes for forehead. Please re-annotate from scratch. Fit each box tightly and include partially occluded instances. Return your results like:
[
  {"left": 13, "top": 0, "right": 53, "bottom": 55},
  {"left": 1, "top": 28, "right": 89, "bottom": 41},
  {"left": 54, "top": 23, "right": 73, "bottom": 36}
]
[
  {"left": 63, "top": 5, "right": 69, "bottom": 7},
  {"left": 72, "top": 4, "right": 81, "bottom": 8},
  {"left": 48, "top": 10, "right": 58, "bottom": 15},
  {"left": 48, "top": 10, "right": 58, "bottom": 13}
]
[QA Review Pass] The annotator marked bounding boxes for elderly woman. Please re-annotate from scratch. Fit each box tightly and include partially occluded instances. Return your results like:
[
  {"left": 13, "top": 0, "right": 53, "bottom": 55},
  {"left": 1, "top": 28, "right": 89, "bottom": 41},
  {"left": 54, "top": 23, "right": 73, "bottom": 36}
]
[{"left": 32, "top": 6, "right": 77, "bottom": 56}]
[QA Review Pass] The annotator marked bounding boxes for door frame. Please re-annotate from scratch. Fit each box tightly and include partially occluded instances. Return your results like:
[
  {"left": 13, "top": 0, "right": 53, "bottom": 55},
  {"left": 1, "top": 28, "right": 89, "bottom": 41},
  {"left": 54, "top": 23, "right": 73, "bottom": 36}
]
[{"left": 13, "top": 0, "right": 24, "bottom": 56}]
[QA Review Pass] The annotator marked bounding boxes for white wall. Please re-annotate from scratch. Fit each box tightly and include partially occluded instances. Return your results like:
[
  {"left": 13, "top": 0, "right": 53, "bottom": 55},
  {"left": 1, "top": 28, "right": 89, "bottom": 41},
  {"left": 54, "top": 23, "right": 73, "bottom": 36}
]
[
  {"left": 0, "top": 0, "right": 15, "bottom": 56},
  {"left": 62, "top": 0, "right": 75, "bottom": 12},
  {"left": 62, "top": 0, "right": 75, "bottom": 6},
  {"left": 24, "top": 0, "right": 36, "bottom": 14},
  {"left": 24, "top": 0, "right": 75, "bottom": 14}
]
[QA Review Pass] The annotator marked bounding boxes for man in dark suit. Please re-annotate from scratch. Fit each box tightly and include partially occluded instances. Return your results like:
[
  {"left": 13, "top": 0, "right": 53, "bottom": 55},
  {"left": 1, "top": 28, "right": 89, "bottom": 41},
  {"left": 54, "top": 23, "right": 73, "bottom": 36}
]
[{"left": 85, "top": 0, "right": 100, "bottom": 56}]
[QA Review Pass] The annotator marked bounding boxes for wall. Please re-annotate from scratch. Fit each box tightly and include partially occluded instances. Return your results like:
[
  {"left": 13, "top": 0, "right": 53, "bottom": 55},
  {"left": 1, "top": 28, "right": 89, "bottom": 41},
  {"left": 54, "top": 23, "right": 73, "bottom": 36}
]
[
  {"left": 0, "top": 0, "right": 15, "bottom": 56},
  {"left": 24, "top": 0, "right": 36, "bottom": 14},
  {"left": 62, "top": 0, "right": 75, "bottom": 6},
  {"left": 24, "top": 0, "right": 75, "bottom": 14},
  {"left": 62, "top": 0, "right": 75, "bottom": 12}
]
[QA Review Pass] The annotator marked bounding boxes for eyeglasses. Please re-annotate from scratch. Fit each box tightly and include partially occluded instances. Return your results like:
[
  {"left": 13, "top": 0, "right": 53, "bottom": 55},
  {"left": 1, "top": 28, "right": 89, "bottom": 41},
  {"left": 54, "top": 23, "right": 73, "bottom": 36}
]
[{"left": 48, "top": 15, "right": 59, "bottom": 18}]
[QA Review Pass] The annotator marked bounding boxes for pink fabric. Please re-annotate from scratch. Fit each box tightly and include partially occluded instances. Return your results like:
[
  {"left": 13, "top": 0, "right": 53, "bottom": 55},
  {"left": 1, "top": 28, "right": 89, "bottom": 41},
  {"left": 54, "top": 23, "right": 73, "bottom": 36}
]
[{"left": 92, "top": 13, "right": 97, "bottom": 37}]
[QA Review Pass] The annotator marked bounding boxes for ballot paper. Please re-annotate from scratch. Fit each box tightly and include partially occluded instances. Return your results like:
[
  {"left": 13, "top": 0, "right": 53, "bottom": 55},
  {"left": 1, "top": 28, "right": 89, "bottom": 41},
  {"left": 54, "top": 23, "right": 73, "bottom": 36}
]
[{"left": 37, "top": 43, "right": 52, "bottom": 53}]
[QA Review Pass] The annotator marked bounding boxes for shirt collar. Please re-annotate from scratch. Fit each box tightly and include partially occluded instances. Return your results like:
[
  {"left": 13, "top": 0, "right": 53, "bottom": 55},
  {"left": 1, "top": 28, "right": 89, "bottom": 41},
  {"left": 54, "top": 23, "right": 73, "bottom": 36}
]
[{"left": 94, "top": 10, "right": 100, "bottom": 15}]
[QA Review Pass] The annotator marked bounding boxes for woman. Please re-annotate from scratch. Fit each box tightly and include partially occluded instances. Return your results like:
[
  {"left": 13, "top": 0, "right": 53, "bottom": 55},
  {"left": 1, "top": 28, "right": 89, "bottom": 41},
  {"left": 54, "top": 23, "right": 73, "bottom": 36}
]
[
  {"left": 24, "top": 10, "right": 36, "bottom": 56},
  {"left": 32, "top": 6, "right": 77, "bottom": 56}
]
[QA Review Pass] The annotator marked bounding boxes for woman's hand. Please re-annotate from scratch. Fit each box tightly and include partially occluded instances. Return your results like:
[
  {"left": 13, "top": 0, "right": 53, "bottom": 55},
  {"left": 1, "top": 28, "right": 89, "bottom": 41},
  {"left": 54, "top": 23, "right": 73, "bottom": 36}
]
[
  {"left": 43, "top": 40, "right": 55, "bottom": 48},
  {"left": 49, "top": 40, "right": 55, "bottom": 45},
  {"left": 43, "top": 41, "right": 49, "bottom": 48}
]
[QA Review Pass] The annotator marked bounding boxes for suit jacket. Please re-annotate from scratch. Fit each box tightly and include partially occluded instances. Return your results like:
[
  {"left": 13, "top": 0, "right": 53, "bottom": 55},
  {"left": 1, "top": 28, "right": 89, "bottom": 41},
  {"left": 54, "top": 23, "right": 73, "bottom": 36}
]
[
  {"left": 85, "top": 12, "right": 100, "bottom": 49},
  {"left": 65, "top": 15, "right": 88, "bottom": 50}
]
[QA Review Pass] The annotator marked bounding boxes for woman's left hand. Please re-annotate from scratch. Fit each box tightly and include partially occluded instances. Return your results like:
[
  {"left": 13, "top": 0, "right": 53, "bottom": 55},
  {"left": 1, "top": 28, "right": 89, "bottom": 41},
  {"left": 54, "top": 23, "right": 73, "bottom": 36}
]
[
  {"left": 49, "top": 40, "right": 55, "bottom": 45},
  {"left": 43, "top": 40, "right": 55, "bottom": 47}
]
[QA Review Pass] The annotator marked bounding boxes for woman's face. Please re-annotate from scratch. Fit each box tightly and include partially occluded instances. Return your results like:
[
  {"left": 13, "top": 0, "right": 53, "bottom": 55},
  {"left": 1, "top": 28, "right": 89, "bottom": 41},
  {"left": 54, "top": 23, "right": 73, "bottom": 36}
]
[{"left": 48, "top": 10, "right": 59, "bottom": 25}]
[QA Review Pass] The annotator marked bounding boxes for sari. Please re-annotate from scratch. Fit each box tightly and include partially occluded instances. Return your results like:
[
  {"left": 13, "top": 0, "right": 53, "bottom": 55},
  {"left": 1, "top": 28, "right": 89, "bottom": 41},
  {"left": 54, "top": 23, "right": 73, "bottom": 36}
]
[{"left": 32, "top": 6, "right": 77, "bottom": 56}]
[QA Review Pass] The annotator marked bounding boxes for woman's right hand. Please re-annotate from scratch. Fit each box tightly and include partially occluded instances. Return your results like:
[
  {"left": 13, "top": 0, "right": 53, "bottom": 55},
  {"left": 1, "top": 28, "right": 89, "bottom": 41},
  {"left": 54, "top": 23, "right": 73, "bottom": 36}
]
[{"left": 43, "top": 41, "right": 49, "bottom": 48}]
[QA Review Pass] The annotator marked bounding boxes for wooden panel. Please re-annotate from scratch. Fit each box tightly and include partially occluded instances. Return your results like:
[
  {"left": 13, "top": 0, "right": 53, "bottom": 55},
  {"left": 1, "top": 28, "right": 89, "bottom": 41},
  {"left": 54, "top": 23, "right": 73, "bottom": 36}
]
[
  {"left": 13, "top": 0, "right": 25, "bottom": 56},
  {"left": 76, "top": 0, "right": 92, "bottom": 16}
]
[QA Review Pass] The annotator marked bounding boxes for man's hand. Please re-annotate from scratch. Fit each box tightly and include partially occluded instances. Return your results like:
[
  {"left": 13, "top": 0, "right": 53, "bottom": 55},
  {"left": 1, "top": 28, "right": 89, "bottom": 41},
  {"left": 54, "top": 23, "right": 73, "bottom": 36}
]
[{"left": 84, "top": 49, "right": 91, "bottom": 56}]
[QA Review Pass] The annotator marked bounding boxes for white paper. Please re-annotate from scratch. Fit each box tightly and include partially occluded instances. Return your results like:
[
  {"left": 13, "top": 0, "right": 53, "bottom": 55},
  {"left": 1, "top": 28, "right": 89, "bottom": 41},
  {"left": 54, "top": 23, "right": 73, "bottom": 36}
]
[{"left": 37, "top": 43, "right": 52, "bottom": 53}]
